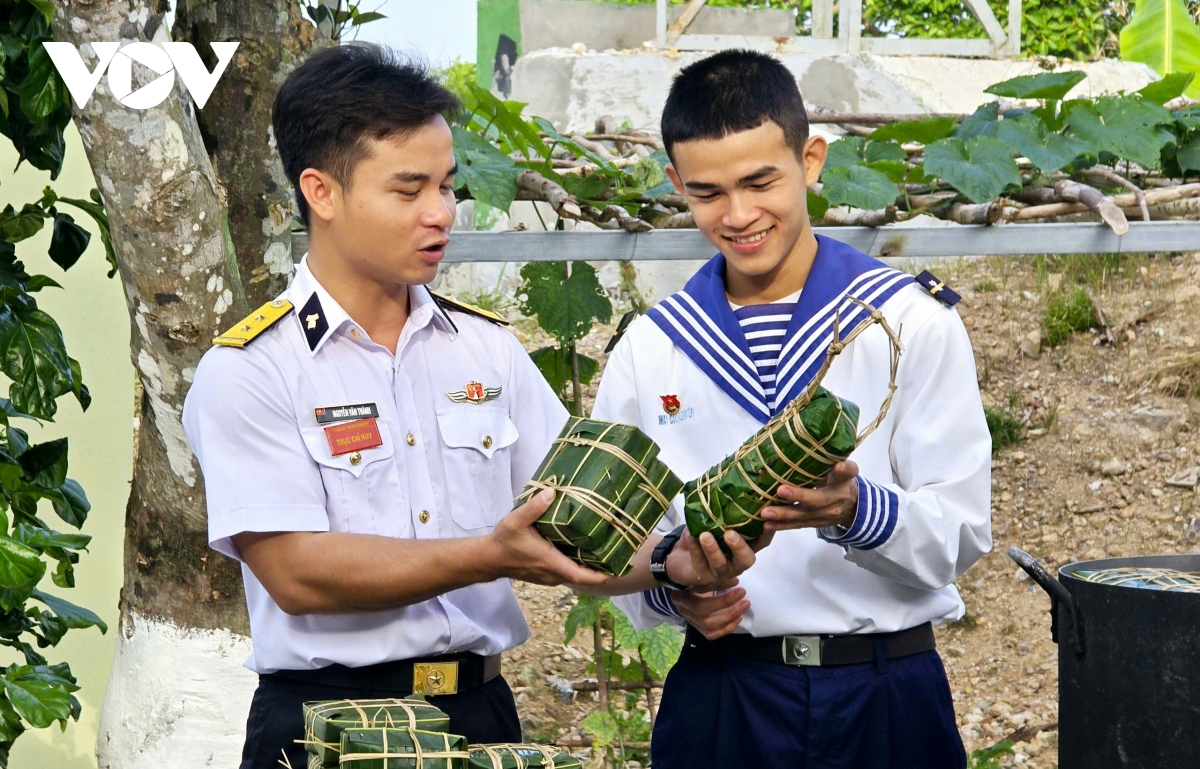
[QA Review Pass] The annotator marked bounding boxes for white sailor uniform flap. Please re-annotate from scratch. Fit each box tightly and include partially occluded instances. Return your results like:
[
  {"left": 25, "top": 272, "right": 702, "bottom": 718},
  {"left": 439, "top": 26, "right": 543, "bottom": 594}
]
[{"left": 646, "top": 235, "right": 914, "bottom": 423}]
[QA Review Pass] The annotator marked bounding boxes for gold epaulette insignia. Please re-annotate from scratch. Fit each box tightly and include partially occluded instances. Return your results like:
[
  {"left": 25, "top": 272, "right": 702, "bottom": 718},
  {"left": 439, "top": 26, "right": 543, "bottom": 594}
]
[
  {"left": 213, "top": 299, "right": 294, "bottom": 348},
  {"left": 430, "top": 291, "right": 510, "bottom": 326}
]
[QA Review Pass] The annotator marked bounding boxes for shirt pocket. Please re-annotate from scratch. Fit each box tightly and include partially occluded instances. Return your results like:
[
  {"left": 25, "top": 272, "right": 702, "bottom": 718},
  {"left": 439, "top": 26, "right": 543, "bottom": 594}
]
[
  {"left": 299, "top": 423, "right": 403, "bottom": 536},
  {"left": 436, "top": 406, "right": 520, "bottom": 531}
]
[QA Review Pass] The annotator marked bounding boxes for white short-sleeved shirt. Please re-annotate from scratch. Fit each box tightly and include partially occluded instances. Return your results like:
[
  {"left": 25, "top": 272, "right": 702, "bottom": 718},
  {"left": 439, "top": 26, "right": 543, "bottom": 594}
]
[{"left": 182, "top": 257, "right": 568, "bottom": 673}]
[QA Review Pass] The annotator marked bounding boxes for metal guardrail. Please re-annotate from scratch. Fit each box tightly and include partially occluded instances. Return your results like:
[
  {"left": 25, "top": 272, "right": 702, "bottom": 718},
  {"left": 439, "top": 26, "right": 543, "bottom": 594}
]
[{"left": 290, "top": 221, "right": 1200, "bottom": 263}]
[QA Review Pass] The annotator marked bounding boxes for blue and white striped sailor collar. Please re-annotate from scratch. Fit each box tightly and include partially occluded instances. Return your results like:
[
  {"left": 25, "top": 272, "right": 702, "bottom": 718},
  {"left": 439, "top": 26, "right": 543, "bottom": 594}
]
[{"left": 646, "top": 235, "right": 914, "bottom": 423}]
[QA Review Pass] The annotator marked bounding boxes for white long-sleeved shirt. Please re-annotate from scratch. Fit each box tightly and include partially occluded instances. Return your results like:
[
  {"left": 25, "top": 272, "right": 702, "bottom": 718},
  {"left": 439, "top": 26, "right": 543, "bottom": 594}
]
[{"left": 598, "top": 237, "right": 992, "bottom": 636}]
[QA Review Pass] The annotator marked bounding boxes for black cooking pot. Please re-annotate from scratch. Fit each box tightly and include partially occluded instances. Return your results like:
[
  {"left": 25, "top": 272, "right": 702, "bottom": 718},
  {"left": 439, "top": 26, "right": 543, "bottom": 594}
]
[{"left": 1008, "top": 547, "right": 1200, "bottom": 769}]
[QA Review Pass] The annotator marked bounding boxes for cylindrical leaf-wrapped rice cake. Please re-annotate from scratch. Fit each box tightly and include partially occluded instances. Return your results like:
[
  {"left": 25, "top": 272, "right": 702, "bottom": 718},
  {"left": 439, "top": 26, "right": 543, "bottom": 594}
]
[
  {"left": 339, "top": 728, "right": 468, "bottom": 769},
  {"left": 466, "top": 744, "right": 582, "bottom": 768},
  {"left": 522, "top": 417, "right": 682, "bottom": 576},
  {"left": 684, "top": 387, "right": 859, "bottom": 546},
  {"left": 303, "top": 699, "right": 450, "bottom": 767}
]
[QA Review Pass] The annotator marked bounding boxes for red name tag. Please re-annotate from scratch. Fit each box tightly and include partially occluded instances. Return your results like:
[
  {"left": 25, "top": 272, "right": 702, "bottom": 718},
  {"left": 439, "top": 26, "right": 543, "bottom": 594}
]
[{"left": 324, "top": 417, "right": 383, "bottom": 456}]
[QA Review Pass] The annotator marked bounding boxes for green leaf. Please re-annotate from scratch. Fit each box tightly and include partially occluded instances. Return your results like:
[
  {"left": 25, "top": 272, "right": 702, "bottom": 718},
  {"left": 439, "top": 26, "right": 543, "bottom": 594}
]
[
  {"left": 31, "top": 591, "right": 106, "bottom": 634},
  {"left": 47, "top": 214, "right": 89, "bottom": 271},
  {"left": 18, "top": 43, "right": 65, "bottom": 122},
  {"left": 1177, "top": 134, "right": 1200, "bottom": 172},
  {"left": 806, "top": 189, "right": 829, "bottom": 220},
  {"left": 1121, "top": 0, "right": 1200, "bottom": 100},
  {"left": 0, "top": 665, "right": 76, "bottom": 729},
  {"left": 529, "top": 346, "right": 598, "bottom": 412},
  {"left": 1063, "top": 95, "right": 1174, "bottom": 168},
  {"left": 24, "top": 0, "right": 55, "bottom": 25},
  {"left": 18, "top": 438, "right": 66, "bottom": 488},
  {"left": 24, "top": 276, "right": 60, "bottom": 293},
  {"left": 820, "top": 165, "right": 898, "bottom": 210},
  {"left": 867, "top": 116, "right": 958, "bottom": 145},
  {"left": 955, "top": 102, "right": 1001, "bottom": 140},
  {"left": 0, "top": 537, "right": 45, "bottom": 612},
  {"left": 450, "top": 126, "right": 519, "bottom": 212},
  {"left": 924, "top": 137, "right": 1021, "bottom": 203},
  {"left": 635, "top": 624, "right": 683, "bottom": 680},
  {"left": 13, "top": 524, "right": 89, "bottom": 553},
  {"left": 50, "top": 479, "right": 89, "bottom": 529},
  {"left": 563, "top": 594, "right": 607, "bottom": 644},
  {"left": 533, "top": 118, "right": 623, "bottom": 177},
  {"left": 0, "top": 204, "right": 47, "bottom": 244},
  {"left": 984, "top": 71, "right": 1088, "bottom": 101},
  {"left": 996, "top": 114, "right": 1092, "bottom": 174},
  {"left": 580, "top": 711, "right": 619, "bottom": 747},
  {"left": 518, "top": 261, "right": 612, "bottom": 347},
  {"left": 67, "top": 358, "right": 89, "bottom": 412},
  {"left": 0, "top": 294, "right": 74, "bottom": 420},
  {"left": 1138, "top": 72, "right": 1197, "bottom": 105},
  {"left": 823, "top": 137, "right": 865, "bottom": 169},
  {"left": 53, "top": 191, "right": 117, "bottom": 278},
  {"left": 864, "top": 140, "right": 907, "bottom": 163},
  {"left": 465, "top": 83, "right": 548, "bottom": 161},
  {"left": 865, "top": 160, "right": 910, "bottom": 184}
]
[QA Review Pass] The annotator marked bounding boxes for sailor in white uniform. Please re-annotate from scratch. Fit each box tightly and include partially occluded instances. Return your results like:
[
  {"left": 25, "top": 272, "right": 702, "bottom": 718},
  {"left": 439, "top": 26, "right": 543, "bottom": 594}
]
[{"left": 595, "top": 50, "right": 991, "bottom": 768}]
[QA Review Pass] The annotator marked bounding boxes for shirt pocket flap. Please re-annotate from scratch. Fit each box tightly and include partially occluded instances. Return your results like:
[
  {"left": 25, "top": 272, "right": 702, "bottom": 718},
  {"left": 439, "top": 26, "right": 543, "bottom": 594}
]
[
  {"left": 436, "top": 407, "right": 519, "bottom": 459},
  {"left": 300, "top": 423, "right": 395, "bottom": 478}
]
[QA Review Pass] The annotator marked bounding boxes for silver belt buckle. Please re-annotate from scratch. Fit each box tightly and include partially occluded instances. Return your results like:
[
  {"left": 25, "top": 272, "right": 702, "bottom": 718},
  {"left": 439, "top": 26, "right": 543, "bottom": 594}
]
[{"left": 782, "top": 635, "right": 822, "bottom": 666}]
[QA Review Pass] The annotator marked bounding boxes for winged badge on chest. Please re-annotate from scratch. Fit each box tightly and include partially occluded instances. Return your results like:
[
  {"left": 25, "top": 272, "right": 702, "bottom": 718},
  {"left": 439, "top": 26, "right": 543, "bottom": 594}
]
[{"left": 447, "top": 381, "right": 502, "bottom": 404}]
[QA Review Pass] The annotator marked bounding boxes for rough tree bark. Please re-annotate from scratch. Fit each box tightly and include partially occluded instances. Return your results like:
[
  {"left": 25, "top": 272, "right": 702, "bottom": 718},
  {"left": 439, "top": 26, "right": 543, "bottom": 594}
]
[{"left": 49, "top": 1, "right": 324, "bottom": 765}]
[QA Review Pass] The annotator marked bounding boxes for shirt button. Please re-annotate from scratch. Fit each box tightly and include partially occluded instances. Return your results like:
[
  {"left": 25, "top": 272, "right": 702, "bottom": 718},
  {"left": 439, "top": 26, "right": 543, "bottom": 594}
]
[
  {"left": 350, "top": 328, "right": 362, "bottom": 340},
  {"left": 419, "top": 510, "right": 430, "bottom": 524},
  {"left": 349, "top": 451, "right": 362, "bottom": 466},
  {"left": 406, "top": 433, "right": 416, "bottom": 446},
  {"left": 482, "top": 435, "right": 493, "bottom": 449}
]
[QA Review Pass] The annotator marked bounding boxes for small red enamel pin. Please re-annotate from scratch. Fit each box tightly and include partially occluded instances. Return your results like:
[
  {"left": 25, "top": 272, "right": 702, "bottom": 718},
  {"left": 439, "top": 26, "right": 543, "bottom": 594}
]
[{"left": 660, "top": 394, "right": 681, "bottom": 415}]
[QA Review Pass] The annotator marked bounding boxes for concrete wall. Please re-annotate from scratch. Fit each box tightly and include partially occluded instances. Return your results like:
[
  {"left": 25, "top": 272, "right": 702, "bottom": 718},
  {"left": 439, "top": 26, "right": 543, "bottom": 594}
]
[{"left": 520, "top": 0, "right": 794, "bottom": 51}]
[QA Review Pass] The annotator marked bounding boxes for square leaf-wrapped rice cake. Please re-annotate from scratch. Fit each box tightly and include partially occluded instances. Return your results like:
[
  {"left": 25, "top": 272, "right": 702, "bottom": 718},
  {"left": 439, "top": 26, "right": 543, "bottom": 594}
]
[
  {"left": 339, "top": 728, "right": 469, "bottom": 769},
  {"left": 466, "top": 744, "right": 582, "bottom": 768},
  {"left": 303, "top": 698, "right": 450, "bottom": 767}
]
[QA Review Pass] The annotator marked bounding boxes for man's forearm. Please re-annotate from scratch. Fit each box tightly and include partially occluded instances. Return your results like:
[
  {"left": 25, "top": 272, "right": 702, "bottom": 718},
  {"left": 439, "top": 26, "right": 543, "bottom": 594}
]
[
  {"left": 236, "top": 531, "right": 505, "bottom": 614},
  {"left": 572, "top": 535, "right": 661, "bottom": 596}
]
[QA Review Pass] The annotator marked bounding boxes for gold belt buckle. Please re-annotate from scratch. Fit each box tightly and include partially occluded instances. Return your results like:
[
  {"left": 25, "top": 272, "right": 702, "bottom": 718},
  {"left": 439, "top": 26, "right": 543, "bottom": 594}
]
[{"left": 412, "top": 661, "right": 459, "bottom": 695}]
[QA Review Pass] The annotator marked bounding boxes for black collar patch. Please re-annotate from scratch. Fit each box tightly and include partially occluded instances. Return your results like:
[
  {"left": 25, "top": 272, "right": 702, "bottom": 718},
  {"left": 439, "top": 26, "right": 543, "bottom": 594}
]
[
  {"left": 915, "top": 270, "right": 962, "bottom": 307},
  {"left": 299, "top": 292, "right": 330, "bottom": 350}
]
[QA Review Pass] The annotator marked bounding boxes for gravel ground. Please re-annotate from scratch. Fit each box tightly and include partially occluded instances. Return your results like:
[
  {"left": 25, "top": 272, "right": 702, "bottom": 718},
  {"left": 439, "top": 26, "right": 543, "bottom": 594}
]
[{"left": 496, "top": 251, "right": 1200, "bottom": 768}]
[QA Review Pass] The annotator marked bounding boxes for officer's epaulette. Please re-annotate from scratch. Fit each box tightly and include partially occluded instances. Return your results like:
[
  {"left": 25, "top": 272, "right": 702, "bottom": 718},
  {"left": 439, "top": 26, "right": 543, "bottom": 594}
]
[
  {"left": 213, "top": 299, "right": 294, "bottom": 348},
  {"left": 914, "top": 270, "right": 962, "bottom": 307},
  {"left": 604, "top": 309, "right": 639, "bottom": 353},
  {"left": 430, "top": 291, "right": 510, "bottom": 327}
]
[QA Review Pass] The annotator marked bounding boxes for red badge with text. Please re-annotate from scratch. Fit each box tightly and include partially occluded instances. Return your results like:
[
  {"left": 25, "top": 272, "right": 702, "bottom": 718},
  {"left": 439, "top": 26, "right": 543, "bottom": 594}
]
[
  {"left": 660, "top": 394, "right": 681, "bottom": 415},
  {"left": 324, "top": 417, "right": 383, "bottom": 456}
]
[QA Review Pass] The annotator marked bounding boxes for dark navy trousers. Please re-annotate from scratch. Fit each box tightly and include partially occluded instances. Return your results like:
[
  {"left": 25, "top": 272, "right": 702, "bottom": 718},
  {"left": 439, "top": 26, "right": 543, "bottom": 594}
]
[{"left": 651, "top": 637, "right": 966, "bottom": 769}]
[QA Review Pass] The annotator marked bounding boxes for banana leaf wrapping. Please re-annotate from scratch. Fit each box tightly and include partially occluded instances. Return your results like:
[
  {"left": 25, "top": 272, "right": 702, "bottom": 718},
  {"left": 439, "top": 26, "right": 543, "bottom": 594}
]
[
  {"left": 519, "top": 417, "right": 683, "bottom": 576},
  {"left": 303, "top": 699, "right": 450, "bottom": 767},
  {"left": 684, "top": 387, "right": 859, "bottom": 545},
  {"left": 339, "top": 728, "right": 469, "bottom": 769},
  {"left": 683, "top": 298, "right": 904, "bottom": 549},
  {"left": 466, "top": 744, "right": 582, "bottom": 769}
]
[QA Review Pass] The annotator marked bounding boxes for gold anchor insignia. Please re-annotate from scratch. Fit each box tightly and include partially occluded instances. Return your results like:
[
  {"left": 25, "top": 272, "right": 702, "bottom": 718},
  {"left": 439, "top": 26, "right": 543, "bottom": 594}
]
[{"left": 305, "top": 313, "right": 321, "bottom": 330}]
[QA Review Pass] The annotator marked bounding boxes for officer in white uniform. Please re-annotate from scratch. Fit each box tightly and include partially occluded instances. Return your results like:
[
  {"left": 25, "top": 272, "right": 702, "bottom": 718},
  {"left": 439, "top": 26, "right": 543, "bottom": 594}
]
[
  {"left": 595, "top": 50, "right": 992, "bottom": 769},
  {"left": 181, "top": 45, "right": 604, "bottom": 769}
]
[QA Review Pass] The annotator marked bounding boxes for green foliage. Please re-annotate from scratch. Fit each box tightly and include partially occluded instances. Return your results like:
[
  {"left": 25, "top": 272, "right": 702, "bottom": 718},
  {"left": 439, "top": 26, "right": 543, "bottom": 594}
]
[
  {"left": 0, "top": 1, "right": 112, "bottom": 762},
  {"left": 303, "top": 0, "right": 387, "bottom": 41},
  {"left": 868, "top": 116, "right": 959, "bottom": 145},
  {"left": 968, "top": 739, "right": 1016, "bottom": 769},
  {"left": 1120, "top": 0, "right": 1200, "bottom": 99},
  {"left": 1043, "top": 288, "right": 1097, "bottom": 346},
  {"left": 985, "top": 71, "right": 1088, "bottom": 101},
  {"left": 923, "top": 136, "right": 1022, "bottom": 203},
  {"left": 821, "top": 165, "right": 898, "bottom": 210},
  {"left": 995, "top": 113, "right": 1091, "bottom": 174},
  {"left": 985, "top": 407, "right": 1024, "bottom": 452}
]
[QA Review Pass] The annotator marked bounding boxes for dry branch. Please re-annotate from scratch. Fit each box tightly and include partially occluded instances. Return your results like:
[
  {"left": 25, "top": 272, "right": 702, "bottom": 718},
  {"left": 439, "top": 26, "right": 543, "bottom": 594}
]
[
  {"left": 823, "top": 205, "right": 899, "bottom": 226},
  {"left": 517, "top": 171, "right": 582, "bottom": 219}
]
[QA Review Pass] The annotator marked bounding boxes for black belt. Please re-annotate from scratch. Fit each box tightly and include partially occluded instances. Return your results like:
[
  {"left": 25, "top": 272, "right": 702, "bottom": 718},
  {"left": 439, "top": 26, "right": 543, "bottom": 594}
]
[
  {"left": 263, "top": 652, "right": 502, "bottom": 696},
  {"left": 685, "top": 622, "right": 936, "bottom": 667}
]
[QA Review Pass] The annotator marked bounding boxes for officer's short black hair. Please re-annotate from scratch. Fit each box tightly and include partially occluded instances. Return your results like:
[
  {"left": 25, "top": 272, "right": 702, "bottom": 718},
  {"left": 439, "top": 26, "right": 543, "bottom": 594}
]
[
  {"left": 661, "top": 49, "right": 809, "bottom": 163},
  {"left": 272, "top": 43, "right": 460, "bottom": 226}
]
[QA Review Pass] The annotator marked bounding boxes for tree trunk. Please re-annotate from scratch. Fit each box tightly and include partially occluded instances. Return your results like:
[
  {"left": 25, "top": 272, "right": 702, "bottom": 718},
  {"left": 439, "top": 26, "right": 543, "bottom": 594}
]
[{"left": 50, "top": 1, "right": 322, "bottom": 765}]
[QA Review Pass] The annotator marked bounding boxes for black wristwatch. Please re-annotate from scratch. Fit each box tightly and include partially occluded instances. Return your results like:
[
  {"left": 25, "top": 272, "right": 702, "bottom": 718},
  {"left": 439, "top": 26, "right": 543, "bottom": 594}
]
[{"left": 649, "top": 525, "right": 689, "bottom": 591}]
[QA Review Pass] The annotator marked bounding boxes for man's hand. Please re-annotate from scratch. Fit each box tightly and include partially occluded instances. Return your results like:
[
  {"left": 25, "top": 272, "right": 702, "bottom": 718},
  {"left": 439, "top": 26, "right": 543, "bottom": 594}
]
[
  {"left": 664, "top": 528, "right": 773, "bottom": 590},
  {"left": 486, "top": 489, "right": 609, "bottom": 587},
  {"left": 672, "top": 580, "right": 750, "bottom": 640},
  {"left": 759, "top": 461, "right": 860, "bottom": 532}
]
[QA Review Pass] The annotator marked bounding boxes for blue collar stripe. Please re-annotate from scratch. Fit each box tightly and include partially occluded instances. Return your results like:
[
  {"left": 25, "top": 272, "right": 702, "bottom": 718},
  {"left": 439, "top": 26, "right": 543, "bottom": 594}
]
[
  {"left": 773, "top": 271, "right": 912, "bottom": 407},
  {"left": 774, "top": 267, "right": 898, "bottom": 386},
  {"left": 673, "top": 293, "right": 761, "bottom": 384},
  {"left": 657, "top": 296, "right": 762, "bottom": 394},
  {"left": 648, "top": 301, "right": 770, "bottom": 419}
]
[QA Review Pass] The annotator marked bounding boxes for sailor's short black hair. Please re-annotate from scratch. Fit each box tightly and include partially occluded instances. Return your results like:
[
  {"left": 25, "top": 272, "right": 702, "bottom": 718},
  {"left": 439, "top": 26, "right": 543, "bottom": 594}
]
[
  {"left": 271, "top": 43, "right": 459, "bottom": 226},
  {"left": 661, "top": 49, "right": 810, "bottom": 162}
]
